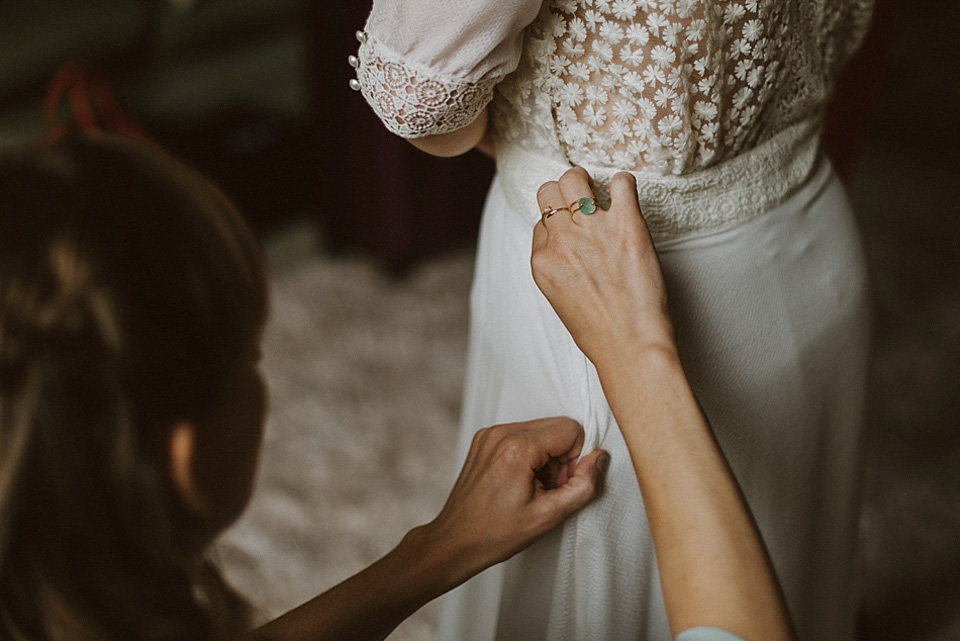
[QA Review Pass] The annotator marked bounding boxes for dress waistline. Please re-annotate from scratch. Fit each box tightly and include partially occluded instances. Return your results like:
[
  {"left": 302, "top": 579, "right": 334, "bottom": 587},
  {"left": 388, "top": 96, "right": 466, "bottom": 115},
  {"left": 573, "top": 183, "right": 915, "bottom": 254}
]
[{"left": 495, "top": 115, "right": 824, "bottom": 243}]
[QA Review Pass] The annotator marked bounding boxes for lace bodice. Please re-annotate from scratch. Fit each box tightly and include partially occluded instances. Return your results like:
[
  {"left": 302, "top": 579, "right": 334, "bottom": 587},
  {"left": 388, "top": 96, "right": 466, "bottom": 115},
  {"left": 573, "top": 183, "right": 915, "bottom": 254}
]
[{"left": 353, "top": 0, "right": 872, "bottom": 177}]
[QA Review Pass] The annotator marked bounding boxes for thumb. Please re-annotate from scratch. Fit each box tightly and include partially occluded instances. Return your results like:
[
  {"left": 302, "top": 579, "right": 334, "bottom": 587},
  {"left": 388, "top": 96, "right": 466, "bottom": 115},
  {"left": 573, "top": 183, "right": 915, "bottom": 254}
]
[
  {"left": 532, "top": 449, "right": 608, "bottom": 524},
  {"left": 571, "top": 448, "right": 609, "bottom": 496}
]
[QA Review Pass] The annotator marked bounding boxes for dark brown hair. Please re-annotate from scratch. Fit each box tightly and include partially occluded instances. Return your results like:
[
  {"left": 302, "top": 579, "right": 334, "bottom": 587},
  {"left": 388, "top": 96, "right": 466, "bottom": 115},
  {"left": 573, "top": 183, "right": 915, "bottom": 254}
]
[{"left": 0, "top": 134, "right": 268, "bottom": 641}]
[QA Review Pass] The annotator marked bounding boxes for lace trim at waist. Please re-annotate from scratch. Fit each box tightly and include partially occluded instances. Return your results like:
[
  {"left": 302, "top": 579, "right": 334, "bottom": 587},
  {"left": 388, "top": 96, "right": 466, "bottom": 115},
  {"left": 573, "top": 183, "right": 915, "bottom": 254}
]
[{"left": 496, "top": 116, "right": 824, "bottom": 243}]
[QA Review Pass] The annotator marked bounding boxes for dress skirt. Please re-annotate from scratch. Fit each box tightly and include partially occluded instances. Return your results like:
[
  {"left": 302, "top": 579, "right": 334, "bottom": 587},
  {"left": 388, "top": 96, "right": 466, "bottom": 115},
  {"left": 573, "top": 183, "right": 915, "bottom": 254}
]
[{"left": 436, "top": 151, "right": 871, "bottom": 641}]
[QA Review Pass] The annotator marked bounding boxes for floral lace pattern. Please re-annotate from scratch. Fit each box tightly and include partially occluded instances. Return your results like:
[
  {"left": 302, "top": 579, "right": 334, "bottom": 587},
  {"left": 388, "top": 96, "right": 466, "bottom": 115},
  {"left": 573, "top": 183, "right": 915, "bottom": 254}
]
[
  {"left": 355, "top": 0, "right": 872, "bottom": 175},
  {"left": 494, "top": 0, "right": 872, "bottom": 176},
  {"left": 356, "top": 36, "right": 501, "bottom": 139}
]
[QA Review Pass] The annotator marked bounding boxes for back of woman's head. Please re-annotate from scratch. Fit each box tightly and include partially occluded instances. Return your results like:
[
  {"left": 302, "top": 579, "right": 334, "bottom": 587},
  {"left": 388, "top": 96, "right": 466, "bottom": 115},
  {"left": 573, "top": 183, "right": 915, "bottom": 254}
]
[{"left": 0, "top": 134, "right": 268, "bottom": 641}]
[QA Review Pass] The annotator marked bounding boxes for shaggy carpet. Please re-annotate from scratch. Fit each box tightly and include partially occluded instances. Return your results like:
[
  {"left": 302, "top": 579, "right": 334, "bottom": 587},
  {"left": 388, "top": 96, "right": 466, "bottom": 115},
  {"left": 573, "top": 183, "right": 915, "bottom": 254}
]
[{"left": 217, "top": 240, "right": 471, "bottom": 639}]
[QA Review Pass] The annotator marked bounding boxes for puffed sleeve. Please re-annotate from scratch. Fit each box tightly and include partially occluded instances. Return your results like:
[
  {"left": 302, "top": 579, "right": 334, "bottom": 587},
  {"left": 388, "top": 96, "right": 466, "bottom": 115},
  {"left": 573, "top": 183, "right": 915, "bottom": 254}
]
[{"left": 349, "top": 0, "right": 543, "bottom": 138}]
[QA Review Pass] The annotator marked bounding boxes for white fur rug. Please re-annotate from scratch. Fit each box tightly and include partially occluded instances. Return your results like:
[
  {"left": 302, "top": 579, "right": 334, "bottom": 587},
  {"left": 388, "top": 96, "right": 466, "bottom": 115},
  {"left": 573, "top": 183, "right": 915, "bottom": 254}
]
[{"left": 217, "top": 238, "right": 473, "bottom": 640}]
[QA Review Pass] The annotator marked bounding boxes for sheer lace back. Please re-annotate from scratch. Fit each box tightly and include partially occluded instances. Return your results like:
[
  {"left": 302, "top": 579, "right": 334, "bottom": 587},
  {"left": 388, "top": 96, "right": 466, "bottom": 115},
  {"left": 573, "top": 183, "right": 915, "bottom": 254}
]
[
  {"left": 494, "top": 0, "right": 872, "bottom": 175},
  {"left": 548, "top": 1, "right": 795, "bottom": 173},
  {"left": 355, "top": 0, "right": 872, "bottom": 178}
]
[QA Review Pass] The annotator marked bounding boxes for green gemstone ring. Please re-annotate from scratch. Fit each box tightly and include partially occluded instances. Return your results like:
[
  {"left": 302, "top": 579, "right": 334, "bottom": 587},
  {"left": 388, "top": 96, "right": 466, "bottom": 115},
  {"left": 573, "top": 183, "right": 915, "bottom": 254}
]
[{"left": 571, "top": 197, "right": 598, "bottom": 215}]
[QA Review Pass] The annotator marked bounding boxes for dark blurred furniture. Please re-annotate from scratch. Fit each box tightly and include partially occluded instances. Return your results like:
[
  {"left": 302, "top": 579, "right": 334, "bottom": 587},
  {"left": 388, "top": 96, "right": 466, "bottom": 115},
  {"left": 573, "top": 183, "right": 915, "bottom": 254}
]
[
  {"left": 0, "top": 0, "right": 313, "bottom": 233},
  {"left": 0, "top": 0, "right": 492, "bottom": 268},
  {"left": 307, "top": 1, "right": 492, "bottom": 269}
]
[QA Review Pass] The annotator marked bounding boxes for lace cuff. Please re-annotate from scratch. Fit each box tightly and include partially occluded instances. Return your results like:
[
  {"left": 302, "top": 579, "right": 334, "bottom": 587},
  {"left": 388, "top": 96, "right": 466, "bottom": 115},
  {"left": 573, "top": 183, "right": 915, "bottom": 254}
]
[{"left": 353, "top": 31, "right": 500, "bottom": 139}]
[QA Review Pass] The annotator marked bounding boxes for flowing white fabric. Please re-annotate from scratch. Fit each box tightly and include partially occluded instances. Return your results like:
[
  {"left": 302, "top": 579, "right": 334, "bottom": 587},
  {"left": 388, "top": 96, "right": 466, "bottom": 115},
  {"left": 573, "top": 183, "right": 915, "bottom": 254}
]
[
  {"left": 352, "top": 1, "right": 874, "bottom": 639},
  {"left": 436, "top": 155, "right": 870, "bottom": 641}
]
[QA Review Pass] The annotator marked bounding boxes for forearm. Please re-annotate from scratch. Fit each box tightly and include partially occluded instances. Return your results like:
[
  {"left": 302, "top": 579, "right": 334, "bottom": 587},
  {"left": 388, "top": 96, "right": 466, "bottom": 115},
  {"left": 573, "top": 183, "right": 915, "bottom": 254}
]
[
  {"left": 532, "top": 167, "right": 795, "bottom": 640},
  {"left": 258, "top": 524, "right": 466, "bottom": 641},
  {"left": 407, "top": 108, "right": 490, "bottom": 157},
  {"left": 597, "top": 347, "right": 795, "bottom": 641},
  {"left": 257, "top": 415, "right": 604, "bottom": 641}
]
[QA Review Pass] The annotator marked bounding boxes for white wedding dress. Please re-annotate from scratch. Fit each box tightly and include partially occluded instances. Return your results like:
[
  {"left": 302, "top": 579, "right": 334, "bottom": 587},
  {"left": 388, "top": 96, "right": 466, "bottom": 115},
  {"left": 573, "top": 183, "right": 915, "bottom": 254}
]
[{"left": 352, "top": 1, "right": 874, "bottom": 639}]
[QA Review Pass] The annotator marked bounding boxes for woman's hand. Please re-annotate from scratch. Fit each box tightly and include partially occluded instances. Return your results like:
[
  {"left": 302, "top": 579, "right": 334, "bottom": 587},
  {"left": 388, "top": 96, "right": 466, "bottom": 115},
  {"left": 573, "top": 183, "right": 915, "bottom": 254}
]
[
  {"left": 531, "top": 167, "right": 675, "bottom": 373},
  {"left": 260, "top": 417, "right": 606, "bottom": 641},
  {"left": 421, "top": 416, "right": 608, "bottom": 588},
  {"left": 530, "top": 168, "right": 797, "bottom": 641}
]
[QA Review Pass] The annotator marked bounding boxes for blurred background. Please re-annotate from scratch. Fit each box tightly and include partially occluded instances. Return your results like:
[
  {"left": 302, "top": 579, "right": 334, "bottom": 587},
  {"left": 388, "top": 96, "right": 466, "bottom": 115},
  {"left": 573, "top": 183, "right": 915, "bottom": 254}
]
[
  {"left": 0, "top": 1, "right": 957, "bottom": 640},
  {"left": 0, "top": 0, "right": 493, "bottom": 266}
]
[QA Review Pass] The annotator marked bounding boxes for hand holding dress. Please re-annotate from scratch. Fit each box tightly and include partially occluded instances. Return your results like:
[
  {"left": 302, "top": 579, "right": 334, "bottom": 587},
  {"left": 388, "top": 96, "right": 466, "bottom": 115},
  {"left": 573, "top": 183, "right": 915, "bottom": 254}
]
[{"left": 352, "top": 2, "right": 874, "bottom": 639}]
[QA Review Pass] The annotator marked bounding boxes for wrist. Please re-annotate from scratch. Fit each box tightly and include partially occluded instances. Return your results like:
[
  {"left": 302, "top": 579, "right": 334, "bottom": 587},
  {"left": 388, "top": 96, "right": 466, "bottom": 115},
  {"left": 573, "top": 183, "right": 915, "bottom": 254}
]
[
  {"left": 396, "top": 520, "right": 480, "bottom": 601},
  {"left": 594, "top": 340, "right": 687, "bottom": 422},
  {"left": 592, "top": 325, "right": 680, "bottom": 382}
]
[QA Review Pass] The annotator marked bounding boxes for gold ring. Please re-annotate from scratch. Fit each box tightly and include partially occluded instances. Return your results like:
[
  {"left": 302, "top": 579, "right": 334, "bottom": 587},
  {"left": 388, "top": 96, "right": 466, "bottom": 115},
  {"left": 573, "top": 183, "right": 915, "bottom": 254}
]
[
  {"left": 570, "top": 197, "right": 598, "bottom": 214},
  {"left": 541, "top": 206, "right": 568, "bottom": 220}
]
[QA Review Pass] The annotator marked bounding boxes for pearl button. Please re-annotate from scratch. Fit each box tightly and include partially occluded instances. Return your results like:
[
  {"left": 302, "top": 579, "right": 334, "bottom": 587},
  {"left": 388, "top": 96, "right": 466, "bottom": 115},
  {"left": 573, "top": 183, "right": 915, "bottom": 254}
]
[
  {"left": 355, "top": 30, "right": 368, "bottom": 43},
  {"left": 348, "top": 55, "right": 359, "bottom": 68},
  {"left": 349, "top": 79, "right": 361, "bottom": 91}
]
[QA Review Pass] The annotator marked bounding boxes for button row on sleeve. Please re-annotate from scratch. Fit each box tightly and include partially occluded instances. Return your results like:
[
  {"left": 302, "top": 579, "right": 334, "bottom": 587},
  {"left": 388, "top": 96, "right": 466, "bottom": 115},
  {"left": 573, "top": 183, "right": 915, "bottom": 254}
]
[{"left": 349, "top": 31, "right": 367, "bottom": 91}]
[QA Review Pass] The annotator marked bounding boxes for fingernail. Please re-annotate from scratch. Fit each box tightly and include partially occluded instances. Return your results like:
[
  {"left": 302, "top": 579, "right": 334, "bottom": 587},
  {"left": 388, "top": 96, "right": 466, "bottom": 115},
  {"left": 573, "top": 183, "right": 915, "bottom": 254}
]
[{"left": 596, "top": 453, "right": 610, "bottom": 472}]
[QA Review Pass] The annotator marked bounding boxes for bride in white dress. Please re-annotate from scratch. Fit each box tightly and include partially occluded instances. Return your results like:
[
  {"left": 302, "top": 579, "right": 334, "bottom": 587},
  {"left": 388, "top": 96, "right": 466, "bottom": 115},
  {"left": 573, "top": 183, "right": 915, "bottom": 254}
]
[{"left": 350, "top": 1, "right": 874, "bottom": 640}]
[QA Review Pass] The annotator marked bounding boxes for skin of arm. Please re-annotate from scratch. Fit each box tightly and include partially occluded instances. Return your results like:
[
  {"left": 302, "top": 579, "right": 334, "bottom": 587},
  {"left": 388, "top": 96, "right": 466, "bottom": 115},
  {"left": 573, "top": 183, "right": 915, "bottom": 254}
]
[
  {"left": 406, "top": 108, "right": 491, "bottom": 158},
  {"left": 257, "top": 417, "right": 607, "bottom": 641},
  {"left": 531, "top": 168, "right": 797, "bottom": 641}
]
